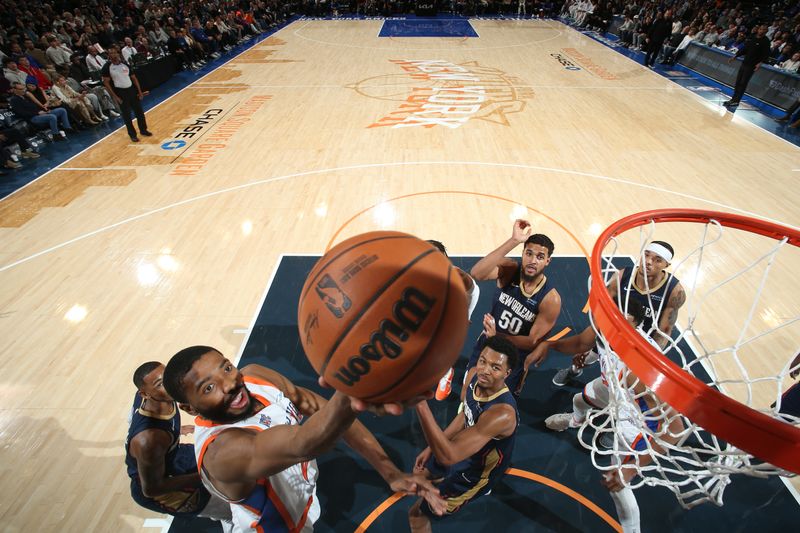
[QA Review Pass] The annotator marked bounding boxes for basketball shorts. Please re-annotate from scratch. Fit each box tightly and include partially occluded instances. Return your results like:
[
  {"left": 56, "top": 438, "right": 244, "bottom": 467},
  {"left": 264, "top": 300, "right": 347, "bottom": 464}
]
[
  {"left": 618, "top": 397, "right": 661, "bottom": 453},
  {"left": 419, "top": 456, "right": 498, "bottom": 519},
  {"left": 129, "top": 443, "right": 211, "bottom": 516}
]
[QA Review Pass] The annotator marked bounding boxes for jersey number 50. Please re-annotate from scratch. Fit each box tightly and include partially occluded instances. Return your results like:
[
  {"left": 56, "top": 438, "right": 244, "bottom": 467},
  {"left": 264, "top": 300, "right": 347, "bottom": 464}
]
[{"left": 497, "top": 310, "right": 524, "bottom": 335}]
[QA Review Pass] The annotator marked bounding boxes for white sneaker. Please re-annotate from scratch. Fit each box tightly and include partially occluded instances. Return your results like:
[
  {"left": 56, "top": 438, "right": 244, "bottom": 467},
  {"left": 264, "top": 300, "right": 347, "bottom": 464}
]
[
  {"left": 109, "top": 110, "right": 121, "bottom": 118},
  {"left": 545, "top": 413, "right": 581, "bottom": 431},
  {"left": 99, "top": 114, "right": 109, "bottom": 121},
  {"left": 59, "top": 130, "right": 67, "bottom": 138}
]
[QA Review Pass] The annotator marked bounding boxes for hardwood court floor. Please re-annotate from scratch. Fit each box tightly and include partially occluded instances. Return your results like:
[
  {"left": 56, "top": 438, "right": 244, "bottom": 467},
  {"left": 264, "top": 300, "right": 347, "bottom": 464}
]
[{"left": 0, "top": 19, "right": 797, "bottom": 531}]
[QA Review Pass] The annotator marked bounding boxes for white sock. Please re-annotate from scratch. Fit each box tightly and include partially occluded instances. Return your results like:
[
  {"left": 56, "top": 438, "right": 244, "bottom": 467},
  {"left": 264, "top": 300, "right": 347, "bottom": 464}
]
[
  {"left": 610, "top": 486, "right": 641, "bottom": 533},
  {"left": 573, "top": 392, "right": 590, "bottom": 422}
]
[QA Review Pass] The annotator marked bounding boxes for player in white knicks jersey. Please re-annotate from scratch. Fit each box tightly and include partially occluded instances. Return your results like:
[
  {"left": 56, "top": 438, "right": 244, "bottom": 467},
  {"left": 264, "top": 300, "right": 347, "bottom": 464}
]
[{"left": 163, "top": 346, "right": 445, "bottom": 532}]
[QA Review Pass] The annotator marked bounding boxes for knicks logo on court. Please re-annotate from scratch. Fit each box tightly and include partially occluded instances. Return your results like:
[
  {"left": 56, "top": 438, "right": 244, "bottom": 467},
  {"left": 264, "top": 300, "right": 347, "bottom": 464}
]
[
  {"left": 315, "top": 274, "right": 352, "bottom": 318},
  {"left": 348, "top": 59, "right": 534, "bottom": 129}
]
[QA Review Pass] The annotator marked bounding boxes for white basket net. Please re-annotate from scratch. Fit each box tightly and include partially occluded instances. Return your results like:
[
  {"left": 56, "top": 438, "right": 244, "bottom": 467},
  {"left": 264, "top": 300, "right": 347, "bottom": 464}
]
[{"left": 578, "top": 214, "right": 800, "bottom": 509}]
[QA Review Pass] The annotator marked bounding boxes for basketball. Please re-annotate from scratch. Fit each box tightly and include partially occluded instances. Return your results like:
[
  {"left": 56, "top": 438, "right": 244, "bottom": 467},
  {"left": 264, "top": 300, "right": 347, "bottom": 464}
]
[{"left": 298, "top": 231, "right": 469, "bottom": 403}]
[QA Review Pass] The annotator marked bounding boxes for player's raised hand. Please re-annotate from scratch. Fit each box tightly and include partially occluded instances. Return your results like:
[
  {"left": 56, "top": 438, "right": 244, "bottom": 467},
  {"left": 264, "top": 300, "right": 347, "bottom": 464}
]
[
  {"left": 318, "top": 377, "right": 433, "bottom": 415},
  {"left": 601, "top": 466, "right": 636, "bottom": 493},
  {"left": 482, "top": 313, "right": 496, "bottom": 337},
  {"left": 512, "top": 219, "right": 532, "bottom": 243},
  {"left": 389, "top": 473, "right": 447, "bottom": 516}
]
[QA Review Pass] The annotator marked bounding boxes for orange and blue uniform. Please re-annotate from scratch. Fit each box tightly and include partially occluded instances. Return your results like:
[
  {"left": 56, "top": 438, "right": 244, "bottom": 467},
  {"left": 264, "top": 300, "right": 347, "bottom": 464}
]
[{"left": 194, "top": 376, "right": 320, "bottom": 532}]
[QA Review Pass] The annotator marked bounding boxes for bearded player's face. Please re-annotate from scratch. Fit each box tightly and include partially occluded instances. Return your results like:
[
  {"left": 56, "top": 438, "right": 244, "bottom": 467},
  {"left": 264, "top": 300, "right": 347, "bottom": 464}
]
[{"left": 182, "top": 351, "right": 253, "bottom": 422}]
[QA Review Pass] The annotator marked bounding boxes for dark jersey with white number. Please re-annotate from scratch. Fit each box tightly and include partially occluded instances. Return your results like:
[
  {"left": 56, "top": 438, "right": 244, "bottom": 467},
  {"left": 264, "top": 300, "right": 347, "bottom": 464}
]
[
  {"left": 469, "top": 264, "right": 556, "bottom": 394},
  {"left": 490, "top": 264, "right": 554, "bottom": 338}
]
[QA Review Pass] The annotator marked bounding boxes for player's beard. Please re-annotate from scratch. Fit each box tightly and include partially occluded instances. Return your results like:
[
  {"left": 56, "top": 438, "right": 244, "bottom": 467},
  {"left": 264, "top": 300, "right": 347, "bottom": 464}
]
[
  {"left": 198, "top": 385, "right": 253, "bottom": 423},
  {"left": 521, "top": 269, "right": 537, "bottom": 284}
]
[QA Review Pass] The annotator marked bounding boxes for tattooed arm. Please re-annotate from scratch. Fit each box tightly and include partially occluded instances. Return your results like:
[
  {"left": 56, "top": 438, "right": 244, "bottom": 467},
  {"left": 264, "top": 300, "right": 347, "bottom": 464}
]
[{"left": 655, "top": 283, "right": 686, "bottom": 349}]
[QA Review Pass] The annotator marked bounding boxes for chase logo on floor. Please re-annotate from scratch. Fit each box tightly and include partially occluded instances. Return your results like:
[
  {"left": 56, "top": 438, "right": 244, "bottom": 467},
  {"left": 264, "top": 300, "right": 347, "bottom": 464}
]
[
  {"left": 160, "top": 108, "right": 224, "bottom": 151},
  {"left": 551, "top": 53, "right": 582, "bottom": 71}
]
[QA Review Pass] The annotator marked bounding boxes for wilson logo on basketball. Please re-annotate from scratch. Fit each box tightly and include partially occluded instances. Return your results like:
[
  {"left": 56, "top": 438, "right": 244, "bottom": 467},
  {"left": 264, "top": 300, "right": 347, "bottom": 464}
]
[
  {"left": 332, "top": 287, "right": 436, "bottom": 387},
  {"left": 350, "top": 59, "right": 533, "bottom": 129},
  {"left": 315, "top": 274, "right": 352, "bottom": 318}
]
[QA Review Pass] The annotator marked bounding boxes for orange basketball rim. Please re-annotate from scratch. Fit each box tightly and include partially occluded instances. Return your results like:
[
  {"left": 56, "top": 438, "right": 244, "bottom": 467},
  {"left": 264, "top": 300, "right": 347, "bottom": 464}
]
[{"left": 589, "top": 209, "right": 800, "bottom": 474}]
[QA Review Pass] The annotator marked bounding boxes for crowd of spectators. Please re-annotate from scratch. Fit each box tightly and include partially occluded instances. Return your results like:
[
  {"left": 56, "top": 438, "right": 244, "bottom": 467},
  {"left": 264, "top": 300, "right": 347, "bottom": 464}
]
[
  {"left": 0, "top": 0, "right": 291, "bottom": 174},
  {"left": 563, "top": 1, "right": 800, "bottom": 124},
  {"left": 562, "top": 0, "right": 800, "bottom": 73}
]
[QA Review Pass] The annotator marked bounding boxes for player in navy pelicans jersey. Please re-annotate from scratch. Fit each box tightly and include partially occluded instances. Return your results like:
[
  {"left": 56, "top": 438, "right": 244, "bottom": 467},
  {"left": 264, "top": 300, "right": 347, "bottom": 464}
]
[
  {"left": 409, "top": 336, "right": 519, "bottom": 530},
  {"left": 125, "top": 362, "right": 230, "bottom": 525},
  {"left": 464, "top": 219, "right": 562, "bottom": 397},
  {"left": 610, "top": 240, "right": 685, "bottom": 349},
  {"left": 553, "top": 241, "right": 686, "bottom": 386},
  {"left": 163, "top": 346, "right": 445, "bottom": 532}
]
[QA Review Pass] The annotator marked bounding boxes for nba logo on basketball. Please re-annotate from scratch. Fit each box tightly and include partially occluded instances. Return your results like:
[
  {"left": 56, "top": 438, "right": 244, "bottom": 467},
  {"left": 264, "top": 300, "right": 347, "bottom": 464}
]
[{"left": 315, "top": 274, "right": 352, "bottom": 318}]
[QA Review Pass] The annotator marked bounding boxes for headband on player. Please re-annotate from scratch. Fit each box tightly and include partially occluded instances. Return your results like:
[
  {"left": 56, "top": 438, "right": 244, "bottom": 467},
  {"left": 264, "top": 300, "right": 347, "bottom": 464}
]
[{"left": 646, "top": 242, "right": 673, "bottom": 262}]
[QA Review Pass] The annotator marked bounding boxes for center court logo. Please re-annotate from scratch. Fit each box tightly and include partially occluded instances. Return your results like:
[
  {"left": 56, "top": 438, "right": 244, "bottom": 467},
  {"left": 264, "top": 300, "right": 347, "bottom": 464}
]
[{"left": 349, "top": 59, "right": 534, "bottom": 129}]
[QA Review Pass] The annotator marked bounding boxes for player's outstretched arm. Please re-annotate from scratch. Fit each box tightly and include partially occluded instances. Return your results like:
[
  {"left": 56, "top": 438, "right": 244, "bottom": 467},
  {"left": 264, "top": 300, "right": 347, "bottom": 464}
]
[
  {"left": 525, "top": 324, "right": 596, "bottom": 369},
  {"left": 338, "top": 415, "right": 447, "bottom": 514},
  {"left": 470, "top": 219, "right": 531, "bottom": 282},
  {"left": 604, "top": 375, "right": 686, "bottom": 492},
  {"left": 415, "top": 401, "right": 515, "bottom": 466},
  {"left": 602, "top": 407, "right": 685, "bottom": 491},
  {"left": 203, "top": 391, "right": 356, "bottom": 484},
  {"left": 129, "top": 429, "right": 203, "bottom": 498},
  {"left": 414, "top": 410, "right": 467, "bottom": 471},
  {"left": 241, "top": 364, "right": 444, "bottom": 512}
]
